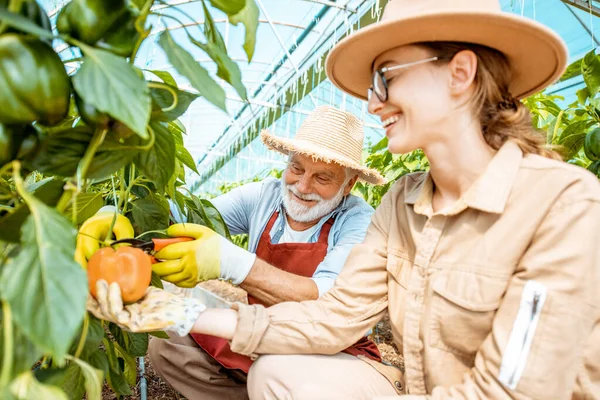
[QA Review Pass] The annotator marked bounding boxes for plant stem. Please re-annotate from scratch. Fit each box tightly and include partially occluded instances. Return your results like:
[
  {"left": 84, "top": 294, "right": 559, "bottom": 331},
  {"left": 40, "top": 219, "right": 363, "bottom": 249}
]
[
  {"left": 55, "top": 189, "right": 74, "bottom": 214},
  {"left": 117, "top": 168, "right": 126, "bottom": 212},
  {"left": 0, "top": 302, "right": 14, "bottom": 388},
  {"left": 0, "top": 0, "right": 24, "bottom": 35},
  {"left": 66, "top": 37, "right": 97, "bottom": 54},
  {"left": 122, "top": 166, "right": 136, "bottom": 214},
  {"left": 147, "top": 82, "right": 179, "bottom": 112},
  {"left": 130, "top": 0, "right": 153, "bottom": 64},
  {"left": 73, "top": 313, "right": 89, "bottom": 359},
  {"left": 77, "top": 128, "right": 108, "bottom": 190}
]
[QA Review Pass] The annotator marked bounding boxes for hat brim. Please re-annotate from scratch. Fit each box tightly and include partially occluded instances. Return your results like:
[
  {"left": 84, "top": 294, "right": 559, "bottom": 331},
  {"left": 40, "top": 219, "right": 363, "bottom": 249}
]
[
  {"left": 261, "top": 130, "right": 387, "bottom": 186},
  {"left": 326, "top": 11, "right": 568, "bottom": 100}
]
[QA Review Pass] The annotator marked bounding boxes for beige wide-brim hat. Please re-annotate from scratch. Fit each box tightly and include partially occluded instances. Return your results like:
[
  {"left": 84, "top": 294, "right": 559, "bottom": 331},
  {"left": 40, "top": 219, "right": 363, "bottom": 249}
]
[
  {"left": 261, "top": 105, "right": 387, "bottom": 185},
  {"left": 326, "top": 0, "right": 568, "bottom": 101}
]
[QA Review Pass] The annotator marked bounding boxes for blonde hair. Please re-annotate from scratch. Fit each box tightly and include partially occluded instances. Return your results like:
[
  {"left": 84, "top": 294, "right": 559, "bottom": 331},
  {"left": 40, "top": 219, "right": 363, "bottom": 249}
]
[{"left": 419, "top": 42, "right": 562, "bottom": 160}]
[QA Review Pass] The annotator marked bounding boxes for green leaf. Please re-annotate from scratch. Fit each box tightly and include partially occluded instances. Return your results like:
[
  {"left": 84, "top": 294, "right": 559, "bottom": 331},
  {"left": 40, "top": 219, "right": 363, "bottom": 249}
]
[
  {"left": 559, "top": 57, "right": 583, "bottom": 82},
  {"left": 0, "top": 7, "right": 55, "bottom": 40},
  {"left": 27, "top": 127, "right": 139, "bottom": 180},
  {"left": 34, "top": 368, "right": 69, "bottom": 388},
  {"left": 0, "top": 178, "right": 64, "bottom": 243},
  {"left": 208, "top": 0, "right": 246, "bottom": 15},
  {"left": 150, "top": 85, "right": 199, "bottom": 122},
  {"left": 582, "top": 50, "right": 600, "bottom": 97},
  {"left": 135, "top": 122, "right": 176, "bottom": 191},
  {"left": 130, "top": 194, "right": 170, "bottom": 233},
  {"left": 188, "top": 196, "right": 231, "bottom": 239},
  {"left": 60, "top": 364, "right": 86, "bottom": 400},
  {"left": 103, "top": 340, "right": 132, "bottom": 396},
  {"left": 169, "top": 119, "right": 187, "bottom": 135},
  {"left": 577, "top": 87, "right": 590, "bottom": 105},
  {"left": 150, "top": 271, "right": 164, "bottom": 289},
  {"left": 147, "top": 69, "right": 177, "bottom": 87},
  {"left": 229, "top": 0, "right": 259, "bottom": 62},
  {"left": 149, "top": 330, "right": 170, "bottom": 339},
  {"left": 559, "top": 120, "right": 596, "bottom": 159},
  {"left": 191, "top": 37, "right": 247, "bottom": 101},
  {"left": 158, "top": 31, "right": 227, "bottom": 112},
  {"left": 64, "top": 192, "right": 104, "bottom": 225},
  {"left": 170, "top": 122, "right": 184, "bottom": 146},
  {"left": 371, "top": 137, "right": 388, "bottom": 152},
  {"left": 202, "top": 1, "right": 227, "bottom": 49},
  {"left": 108, "top": 323, "right": 148, "bottom": 357},
  {"left": 0, "top": 312, "right": 43, "bottom": 380},
  {"left": 200, "top": 199, "right": 230, "bottom": 239},
  {"left": 176, "top": 144, "right": 199, "bottom": 175},
  {"left": 0, "top": 194, "right": 87, "bottom": 361},
  {"left": 74, "top": 315, "right": 105, "bottom": 359},
  {"left": 10, "top": 371, "right": 68, "bottom": 400},
  {"left": 87, "top": 349, "right": 109, "bottom": 375},
  {"left": 67, "top": 357, "right": 103, "bottom": 400},
  {"left": 112, "top": 341, "right": 138, "bottom": 386},
  {"left": 73, "top": 48, "right": 151, "bottom": 139}
]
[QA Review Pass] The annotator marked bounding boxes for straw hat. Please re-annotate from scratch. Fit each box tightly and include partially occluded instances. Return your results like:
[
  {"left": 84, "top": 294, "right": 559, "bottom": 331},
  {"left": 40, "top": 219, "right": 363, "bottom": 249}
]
[
  {"left": 260, "top": 106, "right": 386, "bottom": 185},
  {"left": 326, "top": 0, "right": 568, "bottom": 101}
]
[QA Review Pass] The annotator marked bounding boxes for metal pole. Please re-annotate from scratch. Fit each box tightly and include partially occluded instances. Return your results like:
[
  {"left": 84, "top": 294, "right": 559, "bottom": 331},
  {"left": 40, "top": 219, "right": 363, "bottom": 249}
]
[
  {"left": 560, "top": 0, "right": 600, "bottom": 18},
  {"left": 255, "top": 0, "right": 317, "bottom": 107},
  {"left": 299, "top": 0, "right": 358, "bottom": 13}
]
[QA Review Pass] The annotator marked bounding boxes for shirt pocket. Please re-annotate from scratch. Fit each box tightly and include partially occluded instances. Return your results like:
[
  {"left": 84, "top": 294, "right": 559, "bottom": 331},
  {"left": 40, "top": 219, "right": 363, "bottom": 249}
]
[
  {"left": 429, "top": 268, "right": 510, "bottom": 360},
  {"left": 386, "top": 250, "right": 411, "bottom": 345}
]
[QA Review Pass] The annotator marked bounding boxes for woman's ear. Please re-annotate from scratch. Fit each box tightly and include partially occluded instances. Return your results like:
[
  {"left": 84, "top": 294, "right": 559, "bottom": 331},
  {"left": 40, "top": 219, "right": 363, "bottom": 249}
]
[{"left": 447, "top": 50, "right": 478, "bottom": 96}]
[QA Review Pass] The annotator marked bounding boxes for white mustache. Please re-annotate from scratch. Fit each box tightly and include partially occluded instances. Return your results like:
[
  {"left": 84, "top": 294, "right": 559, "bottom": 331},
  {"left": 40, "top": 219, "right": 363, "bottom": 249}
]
[{"left": 286, "top": 184, "right": 322, "bottom": 202}]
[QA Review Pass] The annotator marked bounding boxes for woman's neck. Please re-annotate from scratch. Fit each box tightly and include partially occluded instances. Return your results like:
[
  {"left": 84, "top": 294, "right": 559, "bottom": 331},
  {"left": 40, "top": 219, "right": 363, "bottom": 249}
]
[{"left": 424, "top": 120, "right": 496, "bottom": 212}]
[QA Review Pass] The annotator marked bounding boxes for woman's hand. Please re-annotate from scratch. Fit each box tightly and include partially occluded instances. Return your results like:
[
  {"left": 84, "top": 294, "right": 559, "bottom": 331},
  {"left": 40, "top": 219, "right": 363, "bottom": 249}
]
[{"left": 86, "top": 280, "right": 206, "bottom": 336}]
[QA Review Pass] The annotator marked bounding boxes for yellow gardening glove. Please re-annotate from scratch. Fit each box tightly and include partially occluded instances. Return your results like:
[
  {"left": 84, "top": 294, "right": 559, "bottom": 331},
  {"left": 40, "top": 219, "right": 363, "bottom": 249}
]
[
  {"left": 152, "top": 223, "right": 256, "bottom": 288},
  {"left": 75, "top": 206, "right": 134, "bottom": 268},
  {"left": 87, "top": 280, "right": 206, "bottom": 336}
]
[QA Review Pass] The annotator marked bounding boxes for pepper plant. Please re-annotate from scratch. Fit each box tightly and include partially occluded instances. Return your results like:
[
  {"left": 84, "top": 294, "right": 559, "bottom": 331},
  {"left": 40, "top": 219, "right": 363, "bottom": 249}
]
[{"left": 0, "top": 0, "right": 257, "bottom": 398}]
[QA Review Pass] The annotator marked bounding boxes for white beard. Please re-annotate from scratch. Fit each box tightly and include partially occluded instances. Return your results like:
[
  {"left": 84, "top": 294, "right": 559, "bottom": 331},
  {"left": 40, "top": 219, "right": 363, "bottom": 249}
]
[{"left": 280, "top": 178, "right": 346, "bottom": 223}]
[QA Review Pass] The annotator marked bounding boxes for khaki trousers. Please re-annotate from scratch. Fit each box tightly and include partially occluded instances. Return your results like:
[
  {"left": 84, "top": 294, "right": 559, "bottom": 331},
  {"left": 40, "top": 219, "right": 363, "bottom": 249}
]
[{"left": 149, "top": 335, "right": 399, "bottom": 400}]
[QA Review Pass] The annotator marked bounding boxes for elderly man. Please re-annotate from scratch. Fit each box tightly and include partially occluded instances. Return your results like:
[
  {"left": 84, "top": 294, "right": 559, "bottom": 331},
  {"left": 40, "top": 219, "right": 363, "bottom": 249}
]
[{"left": 145, "top": 105, "right": 386, "bottom": 399}]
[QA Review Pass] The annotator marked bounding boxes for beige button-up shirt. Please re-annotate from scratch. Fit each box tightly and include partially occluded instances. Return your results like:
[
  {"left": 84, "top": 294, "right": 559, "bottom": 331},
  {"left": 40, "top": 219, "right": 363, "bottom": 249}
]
[{"left": 230, "top": 141, "right": 600, "bottom": 399}]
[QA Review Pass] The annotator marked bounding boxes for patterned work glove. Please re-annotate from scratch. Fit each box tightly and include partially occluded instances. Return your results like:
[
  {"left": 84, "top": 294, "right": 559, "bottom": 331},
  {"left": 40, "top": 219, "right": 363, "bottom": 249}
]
[{"left": 86, "top": 280, "right": 206, "bottom": 336}]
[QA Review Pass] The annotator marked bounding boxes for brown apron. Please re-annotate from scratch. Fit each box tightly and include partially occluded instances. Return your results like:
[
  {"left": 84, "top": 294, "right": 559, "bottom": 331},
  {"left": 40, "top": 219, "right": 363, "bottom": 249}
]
[{"left": 191, "top": 211, "right": 381, "bottom": 373}]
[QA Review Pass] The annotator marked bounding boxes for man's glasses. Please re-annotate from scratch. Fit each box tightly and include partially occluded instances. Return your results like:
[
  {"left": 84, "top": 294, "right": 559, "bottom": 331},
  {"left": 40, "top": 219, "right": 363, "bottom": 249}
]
[{"left": 368, "top": 56, "right": 440, "bottom": 103}]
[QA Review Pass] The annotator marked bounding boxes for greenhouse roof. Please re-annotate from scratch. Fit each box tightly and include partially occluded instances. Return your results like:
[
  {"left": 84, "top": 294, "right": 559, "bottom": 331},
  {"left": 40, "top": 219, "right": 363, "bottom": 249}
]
[{"left": 40, "top": 0, "right": 600, "bottom": 193}]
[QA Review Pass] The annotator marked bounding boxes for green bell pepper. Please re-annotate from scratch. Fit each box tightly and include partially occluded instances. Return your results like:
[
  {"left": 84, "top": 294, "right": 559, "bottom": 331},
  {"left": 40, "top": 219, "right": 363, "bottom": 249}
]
[
  {"left": 0, "top": 123, "right": 37, "bottom": 166},
  {"left": 56, "top": 0, "right": 128, "bottom": 45},
  {"left": 1, "top": 1, "right": 52, "bottom": 37},
  {"left": 584, "top": 128, "right": 600, "bottom": 161},
  {"left": 0, "top": 34, "right": 70, "bottom": 125},
  {"left": 74, "top": 93, "right": 111, "bottom": 128}
]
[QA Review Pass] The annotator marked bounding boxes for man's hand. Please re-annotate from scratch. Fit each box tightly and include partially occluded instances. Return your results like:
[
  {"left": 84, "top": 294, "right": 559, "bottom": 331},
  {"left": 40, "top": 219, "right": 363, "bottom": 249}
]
[
  {"left": 152, "top": 223, "right": 256, "bottom": 288},
  {"left": 75, "top": 206, "right": 134, "bottom": 268},
  {"left": 87, "top": 280, "right": 206, "bottom": 336}
]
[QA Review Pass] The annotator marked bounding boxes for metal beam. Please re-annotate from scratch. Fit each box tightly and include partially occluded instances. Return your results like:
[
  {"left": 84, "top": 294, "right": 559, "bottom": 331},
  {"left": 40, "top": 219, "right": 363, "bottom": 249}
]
[
  {"left": 298, "top": 0, "right": 358, "bottom": 13},
  {"left": 255, "top": 0, "right": 317, "bottom": 107},
  {"left": 563, "top": 1, "right": 600, "bottom": 46},
  {"left": 561, "top": 0, "right": 600, "bottom": 18}
]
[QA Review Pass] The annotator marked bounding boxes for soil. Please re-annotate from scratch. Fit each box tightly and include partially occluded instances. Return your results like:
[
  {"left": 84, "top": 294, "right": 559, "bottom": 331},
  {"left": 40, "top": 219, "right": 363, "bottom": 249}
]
[{"left": 102, "top": 281, "right": 403, "bottom": 399}]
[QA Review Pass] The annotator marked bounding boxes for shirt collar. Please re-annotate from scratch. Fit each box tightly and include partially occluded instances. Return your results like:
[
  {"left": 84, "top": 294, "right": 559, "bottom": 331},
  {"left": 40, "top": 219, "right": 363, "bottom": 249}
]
[{"left": 405, "top": 140, "right": 523, "bottom": 216}]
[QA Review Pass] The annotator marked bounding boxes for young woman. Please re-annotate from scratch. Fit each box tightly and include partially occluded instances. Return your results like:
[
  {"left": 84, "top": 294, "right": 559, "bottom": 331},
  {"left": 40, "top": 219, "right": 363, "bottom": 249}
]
[{"left": 89, "top": 0, "right": 600, "bottom": 398}]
